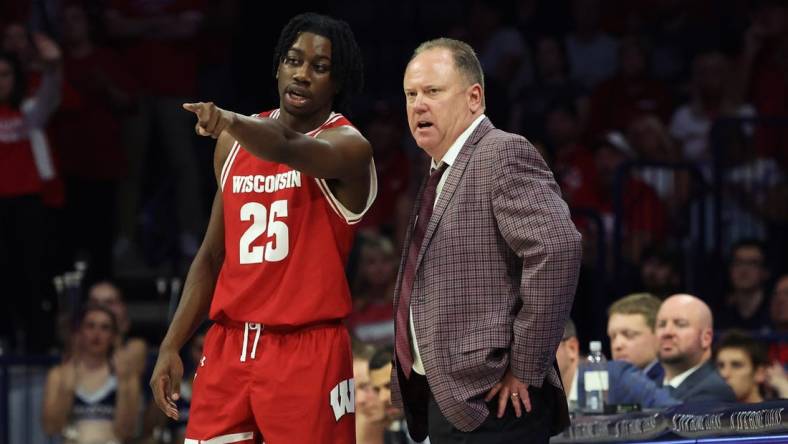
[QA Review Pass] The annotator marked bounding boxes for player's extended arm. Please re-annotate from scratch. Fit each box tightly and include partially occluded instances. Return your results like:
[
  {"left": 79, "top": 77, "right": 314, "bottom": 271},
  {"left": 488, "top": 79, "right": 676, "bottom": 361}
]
[
  {"left": 149, "top": 132, "right": 232, "bottom": 419},
  {"left": 183, "top": 102, "right": 372, "bottom": 211}
]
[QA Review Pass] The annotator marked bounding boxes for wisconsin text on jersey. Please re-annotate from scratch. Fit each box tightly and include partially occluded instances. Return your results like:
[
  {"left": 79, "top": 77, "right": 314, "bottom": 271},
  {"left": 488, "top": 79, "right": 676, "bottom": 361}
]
[{"left": 231, "top": 171, "right": 302, "bottom": 194}]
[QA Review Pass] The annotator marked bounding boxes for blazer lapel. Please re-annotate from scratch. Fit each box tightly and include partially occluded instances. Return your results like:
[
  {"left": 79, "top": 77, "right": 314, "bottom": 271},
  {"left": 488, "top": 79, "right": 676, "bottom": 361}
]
[
  {"left": 673, "top": 362, "right": 712, "bottom": 399},
  {"left": 414, "top": 118, "right": 494, "bottom": 272}
]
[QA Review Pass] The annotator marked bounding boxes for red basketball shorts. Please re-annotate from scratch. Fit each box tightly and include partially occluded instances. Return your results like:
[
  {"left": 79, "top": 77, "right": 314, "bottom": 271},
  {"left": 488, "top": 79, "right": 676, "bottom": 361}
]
[{"left": 184, "top": 320, "right": 356, "bottom": 443}]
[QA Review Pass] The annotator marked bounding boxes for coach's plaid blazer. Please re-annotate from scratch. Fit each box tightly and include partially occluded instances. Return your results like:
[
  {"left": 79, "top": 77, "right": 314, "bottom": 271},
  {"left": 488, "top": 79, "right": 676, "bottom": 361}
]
[{"left": 391, "top": 117, "right": 582, "bottom": 433}]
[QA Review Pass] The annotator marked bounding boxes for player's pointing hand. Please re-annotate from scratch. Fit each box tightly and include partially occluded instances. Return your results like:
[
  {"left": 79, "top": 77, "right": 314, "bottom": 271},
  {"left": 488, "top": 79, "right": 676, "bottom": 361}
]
[{"left": 183, "top": 102, "right": 236, "bottom": 139}]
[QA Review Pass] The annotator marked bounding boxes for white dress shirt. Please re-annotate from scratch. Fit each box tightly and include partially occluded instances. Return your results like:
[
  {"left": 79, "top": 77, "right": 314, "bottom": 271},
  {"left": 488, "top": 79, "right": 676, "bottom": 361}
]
[
  {"left": 410, "top": 114, "right": 486, "bottom": 375},
  {"left": 663, "top": 362, "right": 705, "bottom": 389}
]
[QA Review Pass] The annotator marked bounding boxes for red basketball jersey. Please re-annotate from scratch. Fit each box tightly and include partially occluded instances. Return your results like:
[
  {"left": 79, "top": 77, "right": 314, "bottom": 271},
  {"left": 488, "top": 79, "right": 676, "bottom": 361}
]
[{"left": 210, "top": 109, "right": 376, "bottom": 326}]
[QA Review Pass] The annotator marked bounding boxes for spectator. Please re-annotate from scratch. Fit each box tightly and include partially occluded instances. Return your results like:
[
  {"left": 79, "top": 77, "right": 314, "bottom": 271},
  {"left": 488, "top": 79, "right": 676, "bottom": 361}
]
[
  {"left": 465, "top": 0, "right": 533, "bottom": 131},
  {"left": 88, "top": 280, "right": 148, "bottom": 377},
  {"left": 519, "top": 34, "right": 588, "bottom": 144},
  {"left": 3, "top": 22, "right": 78, "bottom": 209},
  {"left": 591, "top": 131, "right": 668, "bottom": 262},
  {"left": 565, "top": 0, "right": 619, "bottom": 89},
  {"left": 368, "top": 347, "right": 414, "bottom": 444},
  {"left": 669, "top": 50, "right": 756, "bottom": 176},
  {"left": 52, "top": 2, "right": 137, "bottom": 279},
  {"left": 626, "top": 114, "right": 690, "bottom": 212},
  {"left": 105, "top": 0, "right": 207, "bottom": 268},
  {"left": 770, "top": 273, "right": 788, "bottom": 332},
  {"left": 607, "top": 293, "right": 664, "bottom": 382},
  {"left": 42, "top": 304, "right": 141, "bottom": 443},
  {"left": 768, "top": 273, "right": 788, "bottom": 364},
  {"left": 544, "top": 99, "right": 598, "bottom": 209},
  {"left": 356, "top": 101, "right": 409, "bottom": 235},
  {"left": 346, "top": 234, "right": 398, "bottom": 346},
  {"left": 715, "top": 330, "right": 768, "bottom": 403},
  {"left": 3, "top": 23, "right": 37, "bottom": 75},
  {"left": 638, "top": 244, "right": 684, "bottom": 300},
  {"left": 719, "top": 123, "right": 786, "bottom": 247},
  {"left": 587, "top": 35, "right": 672, "bottom": 139},
  {"left": 765, "top": 361, "right": 788, "bottom": 399},
  {"left": 353, "top": 341, "right": 388, "bottom": 444},
  {"left": 0, "top": 33, "right": 61, "bottom": 353},
  {"left": 717, "top": 239, "right": 771, "bottom": 331},
  {"left": 656, "top": 294, "right": 737, "bottom": 403},
  {"left": 645, "top": 0, "right": 712, "bottom": 84},
  {"left": 555, "top": 319, "right": 582, "bottom": 411},
  {"left": 556, "top": 319, "right": 678, "bottom": 412},
  {"left": 737, "top": 0, "right": 788, "bottom": 169}
]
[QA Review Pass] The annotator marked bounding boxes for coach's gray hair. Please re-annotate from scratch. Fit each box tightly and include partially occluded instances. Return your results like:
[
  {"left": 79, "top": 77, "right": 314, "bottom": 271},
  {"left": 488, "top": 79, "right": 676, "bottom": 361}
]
[{"left": 412, "top": 38, "right": 485, "bottom": 106}]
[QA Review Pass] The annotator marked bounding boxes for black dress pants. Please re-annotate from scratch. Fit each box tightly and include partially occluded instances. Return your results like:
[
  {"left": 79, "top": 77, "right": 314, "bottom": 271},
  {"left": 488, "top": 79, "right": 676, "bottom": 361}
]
[
  {"left": 397, "top": 363, "right": 556, "bottom": 444},
  {"left": 427, "top": 384, "right": 554, "bottom": 444}
]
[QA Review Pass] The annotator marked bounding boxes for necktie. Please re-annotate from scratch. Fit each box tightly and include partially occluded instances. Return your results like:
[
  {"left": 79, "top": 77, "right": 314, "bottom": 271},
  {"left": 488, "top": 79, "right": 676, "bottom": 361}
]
[{"left": 395, "top": 163, "right": 448, "bottom": 379}]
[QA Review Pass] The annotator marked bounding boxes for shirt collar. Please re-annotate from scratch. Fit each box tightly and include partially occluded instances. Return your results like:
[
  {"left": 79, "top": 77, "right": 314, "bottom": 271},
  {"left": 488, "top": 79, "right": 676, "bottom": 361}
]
[
  {"left": 569, "top": 367, "right": 578, "bottom": 402},
  {"left": 643, "top": 359, "right": 659, "bottom": 375},
  {"left": 664, "top": 361, "right": 705, "bottom": 388},
  {"left": 431, "top": 114, "right": 486, "bottom": 169}
]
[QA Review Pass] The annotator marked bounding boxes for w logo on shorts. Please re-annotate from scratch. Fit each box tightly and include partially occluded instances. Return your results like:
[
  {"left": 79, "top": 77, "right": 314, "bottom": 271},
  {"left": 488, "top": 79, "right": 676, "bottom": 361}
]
[{"left": 329, "top": 378, "right": 355, "bottom": 421}]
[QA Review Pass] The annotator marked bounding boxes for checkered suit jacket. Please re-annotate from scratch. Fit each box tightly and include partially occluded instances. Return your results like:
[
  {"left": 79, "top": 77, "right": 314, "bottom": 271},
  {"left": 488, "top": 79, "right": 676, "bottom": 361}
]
[{"left": 391, "top": 117, "right": 582, "bottom": 433}]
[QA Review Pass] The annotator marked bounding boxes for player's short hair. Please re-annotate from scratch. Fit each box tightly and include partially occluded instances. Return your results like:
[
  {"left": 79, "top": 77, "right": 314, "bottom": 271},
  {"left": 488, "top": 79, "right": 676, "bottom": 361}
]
[
  {"left": 411, "top": 37, "right": 485, "bottom": 106},
  {"left": 369, "top": 346, "right": 393, "bottom": 372},
  {"left": 607, "top": 293, "right": 662, "bottom": 332},
  {"left": 714, "top": 329, "right": 769, "bottom": 369},
  {"left": 273, "top": 12, "right": 364, "bottom": 115}
]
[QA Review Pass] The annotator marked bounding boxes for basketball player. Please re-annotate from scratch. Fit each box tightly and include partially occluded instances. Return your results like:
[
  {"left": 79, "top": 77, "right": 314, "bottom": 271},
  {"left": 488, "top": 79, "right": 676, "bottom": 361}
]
[{"left": 149, "top": 13, "right": 376, "bottom": 444}]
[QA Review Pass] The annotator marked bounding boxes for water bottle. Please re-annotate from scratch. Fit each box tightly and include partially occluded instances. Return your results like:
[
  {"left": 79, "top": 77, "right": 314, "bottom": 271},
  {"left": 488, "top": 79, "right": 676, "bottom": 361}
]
[{"left": 583, "top": 341, "right": 609, "bottom": 414}]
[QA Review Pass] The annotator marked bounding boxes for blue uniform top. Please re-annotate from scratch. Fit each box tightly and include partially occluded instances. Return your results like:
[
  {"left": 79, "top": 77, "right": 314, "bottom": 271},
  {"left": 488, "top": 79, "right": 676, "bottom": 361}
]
[{"left": 72, "top": 375, "right": 117, "bottom": 422}]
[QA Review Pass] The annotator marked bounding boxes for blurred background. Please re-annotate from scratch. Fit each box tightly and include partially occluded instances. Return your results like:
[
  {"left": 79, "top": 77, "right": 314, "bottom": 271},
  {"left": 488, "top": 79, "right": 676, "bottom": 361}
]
[{"left": 1, "top": 0, "right": 787, "bottom": 442}]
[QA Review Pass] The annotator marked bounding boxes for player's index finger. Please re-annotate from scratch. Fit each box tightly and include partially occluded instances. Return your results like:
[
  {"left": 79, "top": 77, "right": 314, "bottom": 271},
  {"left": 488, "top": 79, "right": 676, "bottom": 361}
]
[{"left": 182, "top": 102, "right": 207, "bottom": 120}]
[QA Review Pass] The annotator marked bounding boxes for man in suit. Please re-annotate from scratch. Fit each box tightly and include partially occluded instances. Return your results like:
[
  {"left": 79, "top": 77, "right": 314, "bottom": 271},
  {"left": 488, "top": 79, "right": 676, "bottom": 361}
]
[
  {"left": 656, "top": 294, "right": 736, "bottom": 403},
  {"left": 392, "top": 37, "right": 582, "bottom": 443},
  {"left": 607, "top": 293, "right": 664, "bottom": 382}
]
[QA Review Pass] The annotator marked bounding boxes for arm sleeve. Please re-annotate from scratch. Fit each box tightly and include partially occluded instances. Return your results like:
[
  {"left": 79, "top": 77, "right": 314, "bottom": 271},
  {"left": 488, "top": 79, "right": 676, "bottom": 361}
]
[
  {"left": 24, "top": 67, "right": 62, "bottom": 129},
  {"left": 491, "top": 133, "right": 582, "bottom": 386}
]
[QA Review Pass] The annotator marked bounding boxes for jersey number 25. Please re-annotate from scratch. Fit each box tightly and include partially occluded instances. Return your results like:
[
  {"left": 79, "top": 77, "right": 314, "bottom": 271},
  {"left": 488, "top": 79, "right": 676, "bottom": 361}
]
[{"left": 239, "top": 200, "right": 289, "bottom": 264}]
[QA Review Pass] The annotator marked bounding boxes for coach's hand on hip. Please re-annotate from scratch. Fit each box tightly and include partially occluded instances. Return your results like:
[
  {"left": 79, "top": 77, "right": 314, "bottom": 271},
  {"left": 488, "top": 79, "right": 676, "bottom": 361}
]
[
  {"left": 183, "top": 101, "right": 236, "bottom": 139},
  {"left": 484, "top": 368, "right": 532, "bottom": 418}
]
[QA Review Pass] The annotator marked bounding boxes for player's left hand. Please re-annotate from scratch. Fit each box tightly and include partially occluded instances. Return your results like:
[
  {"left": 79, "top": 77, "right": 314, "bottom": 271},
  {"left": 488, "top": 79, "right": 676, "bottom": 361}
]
[
  {"left": 183, "top": 102, "right": 235, "bottom": 139},
  {"left": 484, "top": 368, "right": 532, "bottom": 418}
]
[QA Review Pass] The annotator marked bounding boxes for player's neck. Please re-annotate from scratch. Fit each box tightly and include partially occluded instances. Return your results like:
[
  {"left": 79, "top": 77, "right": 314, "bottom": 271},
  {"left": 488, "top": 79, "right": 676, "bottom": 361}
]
[{"left": 277, "top": 107, "right": 333, "bottom": 134}]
